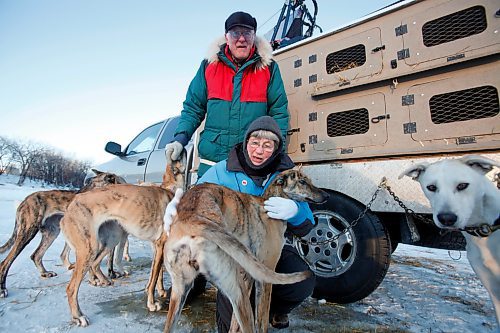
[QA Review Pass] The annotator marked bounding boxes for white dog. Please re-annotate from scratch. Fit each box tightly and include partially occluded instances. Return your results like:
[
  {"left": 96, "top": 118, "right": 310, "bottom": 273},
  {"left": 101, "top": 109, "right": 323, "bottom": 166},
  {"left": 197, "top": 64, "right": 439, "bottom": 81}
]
[{"left": 400, "top": 155, "right": 499, "bottom": 327}]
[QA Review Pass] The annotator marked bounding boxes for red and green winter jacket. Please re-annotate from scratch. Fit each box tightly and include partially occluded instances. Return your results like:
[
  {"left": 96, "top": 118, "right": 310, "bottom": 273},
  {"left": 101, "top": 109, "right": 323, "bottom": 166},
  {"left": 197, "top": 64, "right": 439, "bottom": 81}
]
[{"left": 173, "top": 36, "right": 289, "bottom": 174}]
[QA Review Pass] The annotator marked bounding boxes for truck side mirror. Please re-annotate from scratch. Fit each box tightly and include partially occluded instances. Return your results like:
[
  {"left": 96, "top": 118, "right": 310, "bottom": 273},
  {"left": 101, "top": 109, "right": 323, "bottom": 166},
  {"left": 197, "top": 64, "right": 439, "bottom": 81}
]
[{"left": 105, "top": 142, "right": 124, "bottom": 156}]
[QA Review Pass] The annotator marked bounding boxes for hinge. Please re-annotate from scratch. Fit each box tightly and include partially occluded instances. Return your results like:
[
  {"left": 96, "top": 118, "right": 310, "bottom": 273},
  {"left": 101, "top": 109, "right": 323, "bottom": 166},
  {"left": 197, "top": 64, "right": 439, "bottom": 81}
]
[
  {"left": 402, "top": 94, "right": 415, "bottom": 106},
  {"left": 309, "top": 112, "right": 317, "bottom": 121},
  {"left": 397, "top": 48, "right": 410, "bottom": 60},
  {"left": 294, "top": 59, "right": 302, "bottom": 68},
  {"left": 309, "top": 54, "right": 317, "bottom": 64},
  {"left": 456, "top": 136, "right": 476, "bottom": 145},
  {"left": 309, "top": 74, "right": 317, "bottom": 84},
  {"left": 341, "top": 148, "right": 353, "bottom": 154},
  {"left": 309, "top": 135, "right": 317, "bottom": 144},
  {"left": 287, "top": 128, "right": 300, "bottom": 135},
  {"left": 403, "top": 122, "right": 417, "bottom": 134},
  {"left": 395, "top": 24, "right": 408, "bottom": 36},
  {"left": 294, "top": 78, "right": 302, "bottom": 87}
]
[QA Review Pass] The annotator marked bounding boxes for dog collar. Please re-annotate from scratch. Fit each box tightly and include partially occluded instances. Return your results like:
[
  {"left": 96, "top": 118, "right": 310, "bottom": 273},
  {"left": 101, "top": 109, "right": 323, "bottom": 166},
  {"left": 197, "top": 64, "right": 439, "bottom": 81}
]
[{"left": 464, "top": 221, "right": 500, "bottom": 238}]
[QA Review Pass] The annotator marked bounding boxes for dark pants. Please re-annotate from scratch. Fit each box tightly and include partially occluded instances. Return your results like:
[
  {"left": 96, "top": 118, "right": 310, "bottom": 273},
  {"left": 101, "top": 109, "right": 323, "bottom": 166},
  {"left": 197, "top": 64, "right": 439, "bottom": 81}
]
[{"left": 215, "top": 245, "right": 315, "bottom": 333}]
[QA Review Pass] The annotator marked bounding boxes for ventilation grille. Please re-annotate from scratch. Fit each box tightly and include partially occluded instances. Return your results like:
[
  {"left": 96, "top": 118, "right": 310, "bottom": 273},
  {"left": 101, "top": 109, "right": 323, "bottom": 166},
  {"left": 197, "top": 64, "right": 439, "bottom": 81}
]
[
  {"left": 326, "top": 44, "right": 366, "bottom": 74},
  {"left": 422, "top": 6, "right": 487, "bottom": 47},
  {"left": 327, "top": 108, "right": 369, "bottom": 137},
  {"left": 429, "top": 86, "right": 499, "bottom": 124}
]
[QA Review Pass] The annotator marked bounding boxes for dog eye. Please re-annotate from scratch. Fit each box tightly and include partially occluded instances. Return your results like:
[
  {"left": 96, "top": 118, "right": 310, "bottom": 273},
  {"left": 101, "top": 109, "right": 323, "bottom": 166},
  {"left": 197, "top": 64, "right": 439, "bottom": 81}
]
[
  {"left": 426, "top": 184, "right": 437, "bottom": 192},
  {"left": 456, "top": 183, "right": 469, "bottom": 191}
]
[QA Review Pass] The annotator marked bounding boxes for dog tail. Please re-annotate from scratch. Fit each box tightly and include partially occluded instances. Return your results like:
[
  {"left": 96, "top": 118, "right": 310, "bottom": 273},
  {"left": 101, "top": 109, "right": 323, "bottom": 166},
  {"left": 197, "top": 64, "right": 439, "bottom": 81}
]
[
  {"left": 204, "top": 224, "right": 311, "bottom": 285},
  {"left": 0, "top": 213, "right": 19, "bottom": 253}
]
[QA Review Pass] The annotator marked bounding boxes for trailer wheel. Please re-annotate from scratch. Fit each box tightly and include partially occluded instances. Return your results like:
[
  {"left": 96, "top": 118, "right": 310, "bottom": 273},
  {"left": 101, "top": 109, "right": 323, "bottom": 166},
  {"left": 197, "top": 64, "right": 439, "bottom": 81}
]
[{"left": 293, "top": 191, "right": 391, "bottom": 304}]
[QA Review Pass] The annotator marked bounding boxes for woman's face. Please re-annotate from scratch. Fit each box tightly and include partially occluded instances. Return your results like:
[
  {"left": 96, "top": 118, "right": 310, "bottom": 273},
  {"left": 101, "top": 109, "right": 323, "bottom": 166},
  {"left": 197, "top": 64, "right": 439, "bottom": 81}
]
[{"left": 246, "top": 136, "right": 275, "bottom": 166}]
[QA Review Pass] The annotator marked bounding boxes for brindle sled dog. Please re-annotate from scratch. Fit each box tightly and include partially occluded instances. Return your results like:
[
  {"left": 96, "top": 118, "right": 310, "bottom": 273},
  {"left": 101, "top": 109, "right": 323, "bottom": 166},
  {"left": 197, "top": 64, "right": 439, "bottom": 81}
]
[
  {"left": 0, "top": 170, "right": 126, "bottom": 298},
  {"left": 163, "top": 169, "right": 328, "bottom": 333},
  {"left": 60, "top": 159, "right": 185, "bottom": 327}
]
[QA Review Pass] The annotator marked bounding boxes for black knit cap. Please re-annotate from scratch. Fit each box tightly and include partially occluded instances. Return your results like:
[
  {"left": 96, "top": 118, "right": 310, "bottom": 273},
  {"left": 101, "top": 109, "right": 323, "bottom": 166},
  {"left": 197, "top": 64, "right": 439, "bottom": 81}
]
[{"left": 225, "top": 11, "right": 257, "bottom": 32}]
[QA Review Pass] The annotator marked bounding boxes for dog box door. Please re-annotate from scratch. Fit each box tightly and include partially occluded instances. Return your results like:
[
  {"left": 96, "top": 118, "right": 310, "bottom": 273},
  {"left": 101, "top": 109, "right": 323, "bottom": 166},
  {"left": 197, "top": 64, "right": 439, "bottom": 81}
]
[
  {"left": 399, "top": 0, "right": 499, "bottom": 69},
  {"left": 310, "top": 92, "right": 388, "bottom": 157},
  {"left": 311, "top": 28, "right": 384, "bottom": 96},
  {"left": 404, "top": 66, "right": 500, "bottom": 143}
]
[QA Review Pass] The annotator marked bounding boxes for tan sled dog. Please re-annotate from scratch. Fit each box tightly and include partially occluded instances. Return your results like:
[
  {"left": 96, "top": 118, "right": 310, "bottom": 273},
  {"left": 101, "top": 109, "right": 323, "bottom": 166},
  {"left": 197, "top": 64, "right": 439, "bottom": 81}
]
[
  {"left": 400, "top": 155, "right": 500, "bottom": 327},
  {"left": 163, "top": 169, "right": 328, "bottom": 333},
  {"left": 0, "top": 170, "right": 126, "bottom": 298},
  {"left": 60, "top": 159, "right": 185, "bottom": 327}
]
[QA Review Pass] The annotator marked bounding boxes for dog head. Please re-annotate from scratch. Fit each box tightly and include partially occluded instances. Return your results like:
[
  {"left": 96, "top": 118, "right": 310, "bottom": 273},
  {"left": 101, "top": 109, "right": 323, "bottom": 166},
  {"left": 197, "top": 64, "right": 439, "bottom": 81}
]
[
  {"left": 82, "top": 169, "right": 127, "bottom": 191},
  {"left": 399, "top": 155, "right": 499, "bottom": 229},
  {"left": 162, "top": 150, "right": 187, "bottom": 192},
  {"left": 270, "top": 169, "right": 329, "bottom": 204}
]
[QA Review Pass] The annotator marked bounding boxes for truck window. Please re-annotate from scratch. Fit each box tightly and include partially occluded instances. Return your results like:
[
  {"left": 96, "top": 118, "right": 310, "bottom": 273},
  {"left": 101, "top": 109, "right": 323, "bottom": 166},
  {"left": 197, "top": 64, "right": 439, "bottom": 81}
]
[
  {"left": 158, "top": 117, "right": 180, "bottom": 149},
  {"left": 125, "top": 122, "right": 163, "bottom": 155}
]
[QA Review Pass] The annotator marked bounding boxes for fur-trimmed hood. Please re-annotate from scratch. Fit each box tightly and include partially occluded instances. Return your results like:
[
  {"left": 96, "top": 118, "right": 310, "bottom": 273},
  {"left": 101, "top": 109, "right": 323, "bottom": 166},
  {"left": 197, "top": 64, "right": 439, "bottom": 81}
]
[{"left": 206, "top": 35, "right": 273, "bottom": 70}]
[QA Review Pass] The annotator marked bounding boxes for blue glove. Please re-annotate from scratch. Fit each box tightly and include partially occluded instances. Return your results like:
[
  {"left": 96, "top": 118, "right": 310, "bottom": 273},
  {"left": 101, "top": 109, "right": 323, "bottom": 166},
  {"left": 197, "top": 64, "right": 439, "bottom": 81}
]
[{"left": 264, "top": 197, "right": 299, "bottom": 220}]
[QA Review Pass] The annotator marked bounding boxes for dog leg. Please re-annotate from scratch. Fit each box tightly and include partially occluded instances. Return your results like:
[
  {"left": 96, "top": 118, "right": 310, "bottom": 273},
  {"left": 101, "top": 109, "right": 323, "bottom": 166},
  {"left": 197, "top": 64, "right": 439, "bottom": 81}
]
[
  {"left": 146, "top": 235, "right": 166, "bottom": 311},
  {"left": 66, "top": 251, "right": 91, "bottom": 326},
  {"left": 90, "top": 247, "right": 113, "bottom": 286},
  {"left": 123, "top": 236, "right": 131, "bottom": 262},
  {"left": 254, "top": 280, "right": 273, "bottom": 333},
  {"left": 163, "top": 277, "right": 192, "bottom": 333},
  {"left": 216, "top": 269, "right": 255, "bottom": 333},
  {"left": 0, "top": 222, "right": 39, "bottom": 298},
  {"left": 30, "top": 215, "right": 62, "bottom": 278},
  {"left": 109, "top": 232, "right": 129, "bottom": 278},
  {"left": 228, "top": 271, "right": 253, "bottom": 333},
  {"left": 60, "top": 243, "right": 74, "bottom": 270}
]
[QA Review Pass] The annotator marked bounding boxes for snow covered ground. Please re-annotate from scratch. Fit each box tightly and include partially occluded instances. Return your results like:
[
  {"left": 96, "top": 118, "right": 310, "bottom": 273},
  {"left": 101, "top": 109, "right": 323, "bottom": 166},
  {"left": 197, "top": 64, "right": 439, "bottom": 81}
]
[{"left": 0, "top": 175, "right": 497, "bottom": 332}]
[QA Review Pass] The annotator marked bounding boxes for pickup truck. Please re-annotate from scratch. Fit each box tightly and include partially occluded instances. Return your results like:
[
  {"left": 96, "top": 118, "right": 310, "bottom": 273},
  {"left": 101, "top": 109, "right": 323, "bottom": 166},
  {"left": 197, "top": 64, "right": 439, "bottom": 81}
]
[{"left": 87, "top": 116, "right": 195, "bottom": 185}]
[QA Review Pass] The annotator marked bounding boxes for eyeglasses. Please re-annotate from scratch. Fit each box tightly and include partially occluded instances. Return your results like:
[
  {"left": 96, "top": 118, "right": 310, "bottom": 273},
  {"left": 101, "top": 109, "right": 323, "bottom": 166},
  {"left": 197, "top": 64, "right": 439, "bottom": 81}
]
[
  {"left": 227, "top": 30, "right": 255, "bottom": 40},
  {"left": 248, "top": 140, "right": 275, "bottom": 153}
]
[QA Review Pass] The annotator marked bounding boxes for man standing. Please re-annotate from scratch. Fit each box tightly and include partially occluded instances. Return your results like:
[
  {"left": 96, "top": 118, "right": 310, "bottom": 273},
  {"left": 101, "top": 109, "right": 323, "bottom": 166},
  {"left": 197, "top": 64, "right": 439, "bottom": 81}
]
[{"left": 165, "top": 11, "right": 289, "bottom": 177}]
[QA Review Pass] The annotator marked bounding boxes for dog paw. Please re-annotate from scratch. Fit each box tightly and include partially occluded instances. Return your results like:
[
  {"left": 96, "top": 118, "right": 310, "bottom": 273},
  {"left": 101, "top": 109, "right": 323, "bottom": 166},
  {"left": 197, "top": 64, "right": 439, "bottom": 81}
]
[
  {"left": 41, "top": 271, "right": 57, "bottom": 278},
  {"left": 0, "top": 289, "right": 8, "bottom": 298},
  {"left": 72, "top": 316, "right": 89, "bottom": 327},
  {"left": 123, "top": 254, "right": 132, "bottom": 262},
  {"left": 108, "top": 270, "right": 121, "bottom": 279},
  {"left": 147, "top": 301, "right": 163, "bottom": 312},
  {"left": 88, "top": 278, "right": 99, "bottom": 286}
]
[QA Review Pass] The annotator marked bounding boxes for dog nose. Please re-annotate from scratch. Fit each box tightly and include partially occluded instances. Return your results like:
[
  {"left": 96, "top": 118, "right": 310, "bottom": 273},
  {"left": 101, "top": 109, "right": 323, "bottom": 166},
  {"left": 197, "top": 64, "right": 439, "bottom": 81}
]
[{"left": 437, "top": 213, "right": 457, "bottom": 226}]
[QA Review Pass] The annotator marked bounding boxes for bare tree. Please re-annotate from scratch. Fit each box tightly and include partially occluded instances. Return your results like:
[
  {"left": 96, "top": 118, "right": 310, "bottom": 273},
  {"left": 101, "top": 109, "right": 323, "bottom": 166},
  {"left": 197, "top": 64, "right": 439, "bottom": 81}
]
[
  {"left": 0, "top": 136, "right": 14, "bottom": 175},
  {"left": 9, "top": 140, "right": 45, "bottom": 186}
]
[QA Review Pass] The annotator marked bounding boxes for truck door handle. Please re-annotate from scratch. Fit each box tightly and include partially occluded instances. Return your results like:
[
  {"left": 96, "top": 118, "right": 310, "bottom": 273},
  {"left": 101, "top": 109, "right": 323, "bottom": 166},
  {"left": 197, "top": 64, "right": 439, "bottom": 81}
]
[{"left": 137, "top": 158, "right": 146, "bottom": 166}]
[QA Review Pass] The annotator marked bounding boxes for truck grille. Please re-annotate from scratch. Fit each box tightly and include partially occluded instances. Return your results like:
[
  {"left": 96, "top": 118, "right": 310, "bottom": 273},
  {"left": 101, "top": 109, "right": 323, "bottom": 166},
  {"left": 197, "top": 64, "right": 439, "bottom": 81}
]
[
  {"left": 429, "top": 86, "right": 499, "bottom": 124},
  {"left": 326, "top": 44, "right": 366, "bottom": 74},
  {"left": 422, "top": 6, "right": 487, "bottom": 47},
  {"left": 327, "top": 108, "right": 369, "bottom": 137}
]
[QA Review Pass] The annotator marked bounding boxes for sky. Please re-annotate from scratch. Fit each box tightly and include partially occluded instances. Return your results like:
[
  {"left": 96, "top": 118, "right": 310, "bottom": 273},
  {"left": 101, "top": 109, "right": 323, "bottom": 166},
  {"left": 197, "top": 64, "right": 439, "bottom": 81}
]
[
  {"left": 0, "top": 0, "right": 397, "bottom": 165},
  {"left": 0, "top": 174, "right": 497, "bottom": 332}
]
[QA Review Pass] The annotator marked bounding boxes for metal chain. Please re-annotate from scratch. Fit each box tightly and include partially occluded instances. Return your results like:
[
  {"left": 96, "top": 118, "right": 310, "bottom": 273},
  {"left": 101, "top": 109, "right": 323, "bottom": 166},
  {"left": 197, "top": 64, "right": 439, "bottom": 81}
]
[
  {"left": 294, "top": 176, "right": 434, "bottom": 246},
  {"left": 293, "top": 177, "right": 389, "bottom": 246}
]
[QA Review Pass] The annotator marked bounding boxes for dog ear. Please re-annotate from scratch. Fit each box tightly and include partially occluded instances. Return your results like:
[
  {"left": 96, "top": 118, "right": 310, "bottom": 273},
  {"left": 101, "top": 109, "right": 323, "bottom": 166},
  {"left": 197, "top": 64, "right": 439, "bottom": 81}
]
[
  {"left": 459, "top": 155, "right": 500, "bottom": 175},
  {"left": 398, "top": 163, "right": 429, "bottom": 180},
  {"left": 91, "top": 169, "right": 103, "bottom": 175}
]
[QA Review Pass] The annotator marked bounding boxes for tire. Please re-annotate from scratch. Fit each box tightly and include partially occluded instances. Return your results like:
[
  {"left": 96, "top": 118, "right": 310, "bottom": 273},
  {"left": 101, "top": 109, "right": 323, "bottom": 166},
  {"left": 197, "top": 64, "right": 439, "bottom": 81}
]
[{"left": 293, "top": 191, "right": 391, "bottom": 304}]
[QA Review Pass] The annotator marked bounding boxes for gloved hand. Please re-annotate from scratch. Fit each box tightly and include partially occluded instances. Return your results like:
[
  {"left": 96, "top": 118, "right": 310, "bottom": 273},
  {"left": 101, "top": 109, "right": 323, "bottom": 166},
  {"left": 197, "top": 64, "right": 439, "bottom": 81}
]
[
  {"left": 264, "top": 197, "right": 299, "bottom": 220},
  {"left": 164, "top": 141, "right": 184, "bottom": 162},
  {"left": 163, "top": 188, "right": 184, "bottom": 236}
]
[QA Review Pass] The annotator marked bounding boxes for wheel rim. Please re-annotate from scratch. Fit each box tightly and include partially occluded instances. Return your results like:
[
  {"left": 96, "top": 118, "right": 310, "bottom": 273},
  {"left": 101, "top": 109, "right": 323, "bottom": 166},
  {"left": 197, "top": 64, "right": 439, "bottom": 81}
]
[{"left": 293, "top": 210, "right": 357, "bottom": 278}]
